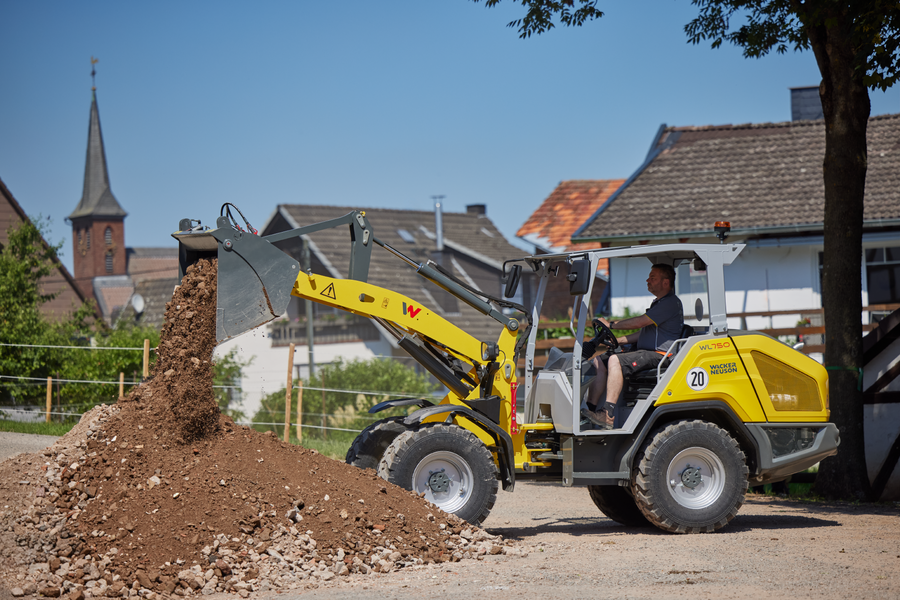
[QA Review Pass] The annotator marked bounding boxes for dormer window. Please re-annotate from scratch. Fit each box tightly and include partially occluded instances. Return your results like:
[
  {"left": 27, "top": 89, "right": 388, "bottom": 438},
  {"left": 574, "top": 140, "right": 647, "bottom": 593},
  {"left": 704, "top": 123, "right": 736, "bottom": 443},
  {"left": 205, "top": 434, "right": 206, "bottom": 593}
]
[{"left": 397, "top": 229, "right": 416, "bottom": 244}]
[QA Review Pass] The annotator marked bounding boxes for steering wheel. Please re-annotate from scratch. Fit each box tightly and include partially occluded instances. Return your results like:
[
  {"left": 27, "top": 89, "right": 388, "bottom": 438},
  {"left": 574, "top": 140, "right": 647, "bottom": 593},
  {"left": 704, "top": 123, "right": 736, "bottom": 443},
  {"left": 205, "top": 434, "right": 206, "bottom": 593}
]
[{"left": 591, "top": 319, "right": 619, "bottom": 351}]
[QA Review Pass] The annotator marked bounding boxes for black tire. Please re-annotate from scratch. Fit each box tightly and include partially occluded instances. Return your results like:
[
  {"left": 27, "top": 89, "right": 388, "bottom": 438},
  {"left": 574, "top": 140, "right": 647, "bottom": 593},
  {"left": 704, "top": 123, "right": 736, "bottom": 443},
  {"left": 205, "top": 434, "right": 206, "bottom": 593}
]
[
  {"left": 377, "top": 423, "right": 499, "bottom": 525},
  {"left": 345, "top": 417, "right": 408, "bottom": 470},
  {"left": 587, "top": 485, "right": 651, "bottom": 527},
  {"left": 631, "top": 420, "right": 749, "bottom": 533}
]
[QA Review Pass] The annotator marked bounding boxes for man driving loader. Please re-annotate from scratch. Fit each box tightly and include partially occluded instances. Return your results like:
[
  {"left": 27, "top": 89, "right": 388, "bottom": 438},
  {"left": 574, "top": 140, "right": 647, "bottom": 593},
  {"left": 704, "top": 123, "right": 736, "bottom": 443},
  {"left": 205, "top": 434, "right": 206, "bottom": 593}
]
[{"left": 581, "top": 263, "right": 683, "bottom": 429}]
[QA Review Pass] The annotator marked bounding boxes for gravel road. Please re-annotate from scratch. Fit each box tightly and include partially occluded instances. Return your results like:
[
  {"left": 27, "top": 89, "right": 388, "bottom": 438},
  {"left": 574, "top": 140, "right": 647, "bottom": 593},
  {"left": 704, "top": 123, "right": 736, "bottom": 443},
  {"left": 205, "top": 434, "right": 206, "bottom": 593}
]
[{"left": 2, "top": 432, "right": 898, "bottom": 600}]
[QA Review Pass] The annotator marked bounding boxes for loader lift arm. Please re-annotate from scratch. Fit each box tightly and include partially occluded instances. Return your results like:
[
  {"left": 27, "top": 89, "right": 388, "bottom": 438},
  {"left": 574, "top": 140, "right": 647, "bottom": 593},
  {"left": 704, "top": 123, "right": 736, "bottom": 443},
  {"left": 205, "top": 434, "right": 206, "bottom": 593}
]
[{"left": 173, "top": 208, "right": 521, "bottom": 489}]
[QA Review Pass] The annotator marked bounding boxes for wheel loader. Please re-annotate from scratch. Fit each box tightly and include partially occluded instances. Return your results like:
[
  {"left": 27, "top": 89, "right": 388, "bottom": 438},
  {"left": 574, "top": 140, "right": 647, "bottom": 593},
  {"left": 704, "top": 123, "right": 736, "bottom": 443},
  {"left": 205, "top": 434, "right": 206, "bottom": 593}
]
[{"left": 174, "top": 206, "right": 839, "bottom": 534}]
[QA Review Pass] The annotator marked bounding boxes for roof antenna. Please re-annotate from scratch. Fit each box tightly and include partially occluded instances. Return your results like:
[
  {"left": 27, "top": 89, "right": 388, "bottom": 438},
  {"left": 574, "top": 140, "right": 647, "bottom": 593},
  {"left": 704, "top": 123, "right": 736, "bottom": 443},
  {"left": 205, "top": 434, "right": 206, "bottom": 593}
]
[{"left": 91, "top": 56, "right": 98, "bottom": 91}]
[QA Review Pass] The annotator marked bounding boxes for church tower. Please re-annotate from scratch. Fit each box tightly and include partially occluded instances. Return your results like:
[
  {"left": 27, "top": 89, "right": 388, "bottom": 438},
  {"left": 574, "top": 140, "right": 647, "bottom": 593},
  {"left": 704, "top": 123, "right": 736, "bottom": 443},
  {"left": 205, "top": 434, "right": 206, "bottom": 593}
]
[{"left": 68, "top": 72, "right": 127, "bottom": 298}]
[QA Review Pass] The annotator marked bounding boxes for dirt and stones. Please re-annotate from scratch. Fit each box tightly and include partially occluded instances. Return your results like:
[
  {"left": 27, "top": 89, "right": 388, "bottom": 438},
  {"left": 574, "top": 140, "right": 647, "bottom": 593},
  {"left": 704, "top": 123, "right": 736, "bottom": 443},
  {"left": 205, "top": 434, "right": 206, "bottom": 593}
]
[{"left": 0, "top": 259, "right": 519, "bottom": 598}]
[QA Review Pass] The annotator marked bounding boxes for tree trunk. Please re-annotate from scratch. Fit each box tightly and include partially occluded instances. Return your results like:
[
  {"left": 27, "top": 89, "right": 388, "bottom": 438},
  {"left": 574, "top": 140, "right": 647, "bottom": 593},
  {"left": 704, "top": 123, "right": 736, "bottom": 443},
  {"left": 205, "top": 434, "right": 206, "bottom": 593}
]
[{"left": 805, "top": 14, "right": 872, "bottom": 501}]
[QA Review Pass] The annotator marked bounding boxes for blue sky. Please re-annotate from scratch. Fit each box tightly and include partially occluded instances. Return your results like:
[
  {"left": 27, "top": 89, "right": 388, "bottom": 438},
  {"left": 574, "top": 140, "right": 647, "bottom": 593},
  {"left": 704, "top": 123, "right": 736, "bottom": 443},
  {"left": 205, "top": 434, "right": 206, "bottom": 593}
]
[{"left": 1, "top": 1, "right": 897, "bottom": 274}]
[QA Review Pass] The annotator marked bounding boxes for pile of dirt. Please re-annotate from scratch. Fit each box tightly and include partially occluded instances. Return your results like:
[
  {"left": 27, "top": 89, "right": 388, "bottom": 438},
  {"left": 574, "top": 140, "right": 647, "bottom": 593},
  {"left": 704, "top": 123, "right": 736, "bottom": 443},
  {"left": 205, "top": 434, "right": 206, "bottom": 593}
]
[{"left": 0, "top": 259, "right": 520, "bottom": 598}]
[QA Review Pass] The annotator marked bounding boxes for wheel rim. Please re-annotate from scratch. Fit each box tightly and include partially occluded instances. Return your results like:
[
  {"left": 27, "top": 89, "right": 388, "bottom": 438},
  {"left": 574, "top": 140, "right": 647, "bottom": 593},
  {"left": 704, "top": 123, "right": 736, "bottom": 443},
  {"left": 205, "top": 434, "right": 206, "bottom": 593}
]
[
  {"left": 665, "top": 446, "right": 726, "bottom": 510},
  {"left": 411, "top": 451, "right": 474, "bottom": 514}
]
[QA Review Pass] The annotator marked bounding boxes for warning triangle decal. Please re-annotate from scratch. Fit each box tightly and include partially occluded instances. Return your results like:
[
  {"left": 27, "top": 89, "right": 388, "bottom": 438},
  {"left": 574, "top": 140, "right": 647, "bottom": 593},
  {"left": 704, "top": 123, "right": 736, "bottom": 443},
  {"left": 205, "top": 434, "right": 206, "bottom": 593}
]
[{"left": 320, "top": 283, "right": 337, "bottom": 300}]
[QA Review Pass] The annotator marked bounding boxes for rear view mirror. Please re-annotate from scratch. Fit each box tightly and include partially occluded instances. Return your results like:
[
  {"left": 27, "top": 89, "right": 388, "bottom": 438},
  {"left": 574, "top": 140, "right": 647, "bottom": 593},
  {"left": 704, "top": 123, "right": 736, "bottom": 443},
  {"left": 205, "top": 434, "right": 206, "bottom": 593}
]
[
  {"left": 567, "top": 260, "right": 591, "bottom": 296},
  {"left": 503, "top": 264, "right": 522, "bottom": 298},
  {"left": 695, "top": 298, "right": 704, "bottom": 322}
]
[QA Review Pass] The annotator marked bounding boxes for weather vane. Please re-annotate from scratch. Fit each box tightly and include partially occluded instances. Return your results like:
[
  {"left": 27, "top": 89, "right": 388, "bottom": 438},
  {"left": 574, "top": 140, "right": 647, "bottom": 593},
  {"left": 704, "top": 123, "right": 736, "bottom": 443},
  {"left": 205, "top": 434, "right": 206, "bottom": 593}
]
[{"left": 91, "top": 56, "right": 98, "bottom": 90}]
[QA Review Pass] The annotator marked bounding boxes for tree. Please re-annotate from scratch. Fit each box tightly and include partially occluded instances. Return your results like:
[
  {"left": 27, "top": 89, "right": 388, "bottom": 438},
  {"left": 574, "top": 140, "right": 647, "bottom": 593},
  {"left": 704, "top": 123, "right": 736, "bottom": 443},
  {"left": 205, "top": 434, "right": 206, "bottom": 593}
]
[
  {"left": 252, "top": 357, "right": 438, "bottom": 442},
  {"left": 474, "top": 0, "right": 900, "bottom": 500},
  {"left": 0, "top": 218, "right": 71, "bottom": 404}
]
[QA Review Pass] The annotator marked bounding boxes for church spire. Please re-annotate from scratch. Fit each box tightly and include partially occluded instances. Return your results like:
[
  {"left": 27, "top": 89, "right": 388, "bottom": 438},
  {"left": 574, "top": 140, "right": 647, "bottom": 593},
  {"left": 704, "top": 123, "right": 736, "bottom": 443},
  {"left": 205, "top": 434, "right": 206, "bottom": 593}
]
[{"left": 68, "top": 59, "right": 127, "bottom": 220}]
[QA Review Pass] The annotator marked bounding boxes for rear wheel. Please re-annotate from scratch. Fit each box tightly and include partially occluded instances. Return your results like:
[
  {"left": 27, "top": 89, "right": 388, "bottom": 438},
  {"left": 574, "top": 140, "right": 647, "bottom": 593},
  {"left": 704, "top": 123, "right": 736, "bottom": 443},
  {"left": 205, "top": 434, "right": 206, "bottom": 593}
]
[
  {"left": 632, "top": 420, "right": 748, "bottom": 533},
  {"left": 587, "top": 485, "right": 651, "bottom": 527},
  {"left": 378, "top": 423, "right": 499, "bottom": 525},
  {"left": 345, "top": 417, "right": 408, "bottom": 470}
]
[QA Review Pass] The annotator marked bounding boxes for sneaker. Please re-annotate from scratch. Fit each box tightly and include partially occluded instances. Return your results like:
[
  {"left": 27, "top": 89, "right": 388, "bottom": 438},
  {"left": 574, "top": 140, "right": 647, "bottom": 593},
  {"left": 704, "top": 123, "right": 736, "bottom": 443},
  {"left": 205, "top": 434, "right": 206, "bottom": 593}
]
[{"left": 581, "top": 408, "right": 613, "bottom": 430}]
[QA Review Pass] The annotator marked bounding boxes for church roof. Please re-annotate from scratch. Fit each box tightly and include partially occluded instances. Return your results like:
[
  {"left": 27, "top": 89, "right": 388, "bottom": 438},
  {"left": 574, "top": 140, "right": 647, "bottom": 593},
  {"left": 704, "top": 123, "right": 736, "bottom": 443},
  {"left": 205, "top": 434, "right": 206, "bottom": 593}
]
[{"left": 68, "top": 92, "right": 127, "bottom": 220}]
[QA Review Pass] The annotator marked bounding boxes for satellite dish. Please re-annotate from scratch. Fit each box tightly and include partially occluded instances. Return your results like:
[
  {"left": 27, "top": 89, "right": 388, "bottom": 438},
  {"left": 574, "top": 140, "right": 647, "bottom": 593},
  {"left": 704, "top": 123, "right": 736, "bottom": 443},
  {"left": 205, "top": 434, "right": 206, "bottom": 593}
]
[{"left": 132, "top": 294, "right": 145, "bottom": 315}]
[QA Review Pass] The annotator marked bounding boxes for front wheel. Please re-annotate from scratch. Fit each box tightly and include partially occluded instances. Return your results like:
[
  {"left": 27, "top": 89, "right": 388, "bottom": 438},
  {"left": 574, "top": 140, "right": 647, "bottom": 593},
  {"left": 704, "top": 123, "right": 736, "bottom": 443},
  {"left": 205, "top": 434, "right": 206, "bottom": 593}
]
[
  {"left": 378, "top": 423, "right": 499, "bottom": 525},
  {"left": 632, "top": 420, "right": 748, "bottom": 533}
]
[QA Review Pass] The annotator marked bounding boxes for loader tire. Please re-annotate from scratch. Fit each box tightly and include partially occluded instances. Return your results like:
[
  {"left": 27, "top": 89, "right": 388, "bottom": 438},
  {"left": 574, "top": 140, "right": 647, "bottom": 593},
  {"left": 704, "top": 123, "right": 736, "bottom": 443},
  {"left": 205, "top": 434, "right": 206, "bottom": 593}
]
[
  {"left": 377, "top": 423, "right": 499, "bottom": 525},
  {"left": 587, "top": 485, "right": 651, "bottom": 527},
  {"left": 631, "top": 420, "right": 748, "bottom": 534},
  {"left": 345, "top": 417, "right": 409, "bottom": 471}
]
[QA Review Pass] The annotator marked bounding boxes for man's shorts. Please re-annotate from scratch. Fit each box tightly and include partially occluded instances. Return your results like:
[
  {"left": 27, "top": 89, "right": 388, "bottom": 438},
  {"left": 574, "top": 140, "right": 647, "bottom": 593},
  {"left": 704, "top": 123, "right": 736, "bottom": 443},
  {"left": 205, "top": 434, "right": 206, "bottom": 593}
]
[{"left": 599, "top": 349, "right": 663, "bottom": 378}]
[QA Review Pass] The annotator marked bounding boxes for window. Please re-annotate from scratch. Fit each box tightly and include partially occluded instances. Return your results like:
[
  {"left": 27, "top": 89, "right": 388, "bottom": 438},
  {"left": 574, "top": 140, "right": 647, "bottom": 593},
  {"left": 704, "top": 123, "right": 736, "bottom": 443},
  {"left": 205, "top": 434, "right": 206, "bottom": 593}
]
[
  {"left": 105, "top": 253, "right": 113, "bottom": 273},
  {"left": 866, "top": 246, "right": 900, "bottom": 305},
  {"left": 397, "top": 229, "right": 415, "bottom": 244},
  {"left": 105, "top": 227, "right": 113, "bottom": 245},
  {"left": 77, "top": 230, "right": 82, "bottom": 245},
  {"left": 86, "top": 230, "right": 91, "bottom": 249}
]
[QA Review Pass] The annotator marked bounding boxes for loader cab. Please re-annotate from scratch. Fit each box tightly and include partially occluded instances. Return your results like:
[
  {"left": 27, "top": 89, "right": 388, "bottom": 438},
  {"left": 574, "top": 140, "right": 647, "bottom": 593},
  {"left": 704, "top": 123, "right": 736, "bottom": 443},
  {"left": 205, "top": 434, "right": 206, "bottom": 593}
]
[{"left": 518, "top": 243, "right": 744, "bottom": 437}]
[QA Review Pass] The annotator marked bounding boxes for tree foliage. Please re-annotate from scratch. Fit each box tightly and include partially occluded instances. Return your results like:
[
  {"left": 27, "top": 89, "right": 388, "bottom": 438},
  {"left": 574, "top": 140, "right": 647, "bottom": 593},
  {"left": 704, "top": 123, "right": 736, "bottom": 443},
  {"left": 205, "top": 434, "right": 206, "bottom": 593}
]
[
  {"left": 474, "top": 0, "right": 603, "bottom": 38},
  {"left": 252, "top": 357, "right": 438, "bottom": 441},
  {"left": 213, "top": 348, "right": 251, "bottom": 422},
  {"left": 685, "top": 0, "right": 900, "bottom": 91},
  {"left": 0, "top": 218, "right": 157, "bottom": 414}
]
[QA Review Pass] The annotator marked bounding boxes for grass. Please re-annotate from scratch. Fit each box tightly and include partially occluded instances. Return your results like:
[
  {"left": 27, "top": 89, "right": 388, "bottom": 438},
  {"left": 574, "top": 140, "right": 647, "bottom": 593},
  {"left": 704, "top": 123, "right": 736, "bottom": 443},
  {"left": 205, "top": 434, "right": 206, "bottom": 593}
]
[{"left": 0, "top": 419, "right": 76, "bottom": 437}]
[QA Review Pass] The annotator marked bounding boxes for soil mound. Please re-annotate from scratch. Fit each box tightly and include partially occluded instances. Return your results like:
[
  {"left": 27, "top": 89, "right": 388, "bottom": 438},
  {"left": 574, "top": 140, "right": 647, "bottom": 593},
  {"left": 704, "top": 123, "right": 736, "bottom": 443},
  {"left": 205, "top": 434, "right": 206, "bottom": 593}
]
[{"left": 1, "top": 259, "right": 518, "bottom": 598}]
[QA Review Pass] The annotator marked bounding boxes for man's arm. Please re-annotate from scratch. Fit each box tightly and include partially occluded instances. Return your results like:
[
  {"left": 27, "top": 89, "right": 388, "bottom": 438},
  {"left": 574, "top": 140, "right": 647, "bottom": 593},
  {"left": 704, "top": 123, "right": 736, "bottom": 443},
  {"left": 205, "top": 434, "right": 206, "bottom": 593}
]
[{"left": 598, "top": 315, "right": 653, "bottom": 346}]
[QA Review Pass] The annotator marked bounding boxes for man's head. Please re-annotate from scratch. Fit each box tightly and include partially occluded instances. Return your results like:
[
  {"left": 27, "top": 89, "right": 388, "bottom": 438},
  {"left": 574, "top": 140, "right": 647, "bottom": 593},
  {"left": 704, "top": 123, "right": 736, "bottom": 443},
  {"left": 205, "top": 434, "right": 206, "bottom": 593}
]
[{"left": 647, "top": 263, "right": 676, "bottom": 298}]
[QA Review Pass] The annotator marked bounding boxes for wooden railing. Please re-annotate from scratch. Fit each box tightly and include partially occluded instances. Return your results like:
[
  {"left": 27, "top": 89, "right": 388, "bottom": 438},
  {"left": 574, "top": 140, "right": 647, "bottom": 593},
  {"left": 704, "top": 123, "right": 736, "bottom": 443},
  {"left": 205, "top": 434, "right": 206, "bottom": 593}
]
[{"left": 518, "top": 304, "right": 899, "bottom": 367}]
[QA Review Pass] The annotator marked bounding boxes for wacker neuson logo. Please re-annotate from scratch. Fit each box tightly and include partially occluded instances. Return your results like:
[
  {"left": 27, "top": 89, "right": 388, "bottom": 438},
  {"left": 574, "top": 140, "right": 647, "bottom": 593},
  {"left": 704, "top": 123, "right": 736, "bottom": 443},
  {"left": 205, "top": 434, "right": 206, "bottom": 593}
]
[{"left": 710, "top": 362, "right": 738, "bottom": 375}]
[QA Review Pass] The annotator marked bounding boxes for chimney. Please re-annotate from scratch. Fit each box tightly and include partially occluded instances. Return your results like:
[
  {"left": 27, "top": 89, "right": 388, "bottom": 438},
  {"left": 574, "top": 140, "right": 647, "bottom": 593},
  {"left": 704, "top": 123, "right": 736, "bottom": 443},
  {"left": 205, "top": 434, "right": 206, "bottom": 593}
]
[
  {"left": 432, "top": 196, "right": 444, "bottom": 252},
  {"left": 466, "top": 204, "right": 486, "bottom": 216},
  {"left": 790, "top": 86, "right": 824, "bottom": 121}
]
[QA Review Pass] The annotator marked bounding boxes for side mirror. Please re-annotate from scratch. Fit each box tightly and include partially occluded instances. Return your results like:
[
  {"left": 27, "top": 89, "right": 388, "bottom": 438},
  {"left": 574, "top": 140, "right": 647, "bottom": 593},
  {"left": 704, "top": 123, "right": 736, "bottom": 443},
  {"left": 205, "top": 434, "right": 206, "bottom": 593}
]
[
  {"left": 567, "top": 260, "right": 591, "bottom": 296},
  {"left": 503, "top": 264, "right": 522, "bottom": 298},
  {"left": 693, "top": 258, "right": 707, "bottom": 272},
  {"left": 695, "top": 298, "right": 704, "bottom": 322}
]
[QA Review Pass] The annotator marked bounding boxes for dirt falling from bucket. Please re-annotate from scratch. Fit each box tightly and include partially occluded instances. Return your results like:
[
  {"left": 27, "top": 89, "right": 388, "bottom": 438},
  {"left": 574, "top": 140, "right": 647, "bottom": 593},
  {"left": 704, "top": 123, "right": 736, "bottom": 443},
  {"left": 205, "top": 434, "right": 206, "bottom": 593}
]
[{"left": 121, "top": 258, "right": 220, "bottom": 442}]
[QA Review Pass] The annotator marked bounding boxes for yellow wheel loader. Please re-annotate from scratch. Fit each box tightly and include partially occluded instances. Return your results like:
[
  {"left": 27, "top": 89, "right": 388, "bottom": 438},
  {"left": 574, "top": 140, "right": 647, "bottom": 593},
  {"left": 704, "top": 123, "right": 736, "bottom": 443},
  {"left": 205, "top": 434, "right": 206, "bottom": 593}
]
[{"left": 174, "top": 206, "right": 839, "bottom": 533}]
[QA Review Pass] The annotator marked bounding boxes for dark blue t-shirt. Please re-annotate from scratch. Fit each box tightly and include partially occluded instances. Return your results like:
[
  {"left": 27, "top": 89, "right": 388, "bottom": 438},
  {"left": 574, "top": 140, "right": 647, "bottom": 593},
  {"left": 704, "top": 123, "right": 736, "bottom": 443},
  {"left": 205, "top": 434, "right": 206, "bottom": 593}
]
[{"left": 637, "top": 290, "right": 684, "bottom": 352}]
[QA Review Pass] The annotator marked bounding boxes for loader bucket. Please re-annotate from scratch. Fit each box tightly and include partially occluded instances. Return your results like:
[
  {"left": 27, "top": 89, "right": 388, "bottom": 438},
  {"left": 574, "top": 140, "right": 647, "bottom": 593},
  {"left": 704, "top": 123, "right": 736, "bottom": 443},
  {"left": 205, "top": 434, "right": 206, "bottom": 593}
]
[{"left": 173, "top": 217, "right": 300, "bottom": 343}]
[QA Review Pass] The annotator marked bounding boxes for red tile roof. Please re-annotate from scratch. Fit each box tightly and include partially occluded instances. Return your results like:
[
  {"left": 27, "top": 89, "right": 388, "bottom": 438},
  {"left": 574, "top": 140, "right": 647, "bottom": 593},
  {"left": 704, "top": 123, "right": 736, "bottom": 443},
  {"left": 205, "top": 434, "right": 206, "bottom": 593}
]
[
  {"left": 517, "top": 180, "right": 625, "bottom": 252},
  {"left": 517, "top": 179, "right": 625, "bottom": 276}
]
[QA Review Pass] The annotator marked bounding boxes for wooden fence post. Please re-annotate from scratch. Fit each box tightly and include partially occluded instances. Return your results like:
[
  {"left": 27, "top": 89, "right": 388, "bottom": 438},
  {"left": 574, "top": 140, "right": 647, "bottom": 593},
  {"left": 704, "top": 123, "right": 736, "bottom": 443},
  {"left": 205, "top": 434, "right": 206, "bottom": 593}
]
[
  {"left": 284, "top": 343, "right": 295, "bottom": 443},
  {"left": 296, "top": 380, "right": 303, "bottom": 443},
  {"left": 143, "top": 339, "right": 150, "bottom": 379},
  {"left": 46, "top": 377, "right": 52, "bottom": 423},
  {"left": 119, "top": 372, "right": 125, "bottom": 399},
  {"left": 321, "top": 376, "right": 327, "bottom": 440}
]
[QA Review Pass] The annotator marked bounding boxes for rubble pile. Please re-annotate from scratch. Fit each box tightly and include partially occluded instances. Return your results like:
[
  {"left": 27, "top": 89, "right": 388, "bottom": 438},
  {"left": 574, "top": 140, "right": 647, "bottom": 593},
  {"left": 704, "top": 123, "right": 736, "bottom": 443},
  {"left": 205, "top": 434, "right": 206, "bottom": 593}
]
[{"left": 0, "top": 260, "right": 523, "bottom": 598}]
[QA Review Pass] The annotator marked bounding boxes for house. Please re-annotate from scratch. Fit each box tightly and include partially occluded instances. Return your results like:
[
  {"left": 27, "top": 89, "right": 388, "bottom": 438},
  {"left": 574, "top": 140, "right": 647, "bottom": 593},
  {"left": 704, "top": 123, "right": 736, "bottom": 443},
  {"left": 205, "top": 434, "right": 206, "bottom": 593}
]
[
  {"left": 571, "top": 90, "right": 900, "bottom": 340},
  {"left": 0, "top": 177, "right": 89, "bottom": 321},
  {"left": 214, "top": 203, "right": 531, "bottom": 419},
  {"left": 570, "top": 88, "right": 900, "bottom": 499},
  {"left": 65, "top": 86, "right": 179, "bottom": 326},
  {"left": 517, "top": 179, "right": 624, "bottom": 319}
]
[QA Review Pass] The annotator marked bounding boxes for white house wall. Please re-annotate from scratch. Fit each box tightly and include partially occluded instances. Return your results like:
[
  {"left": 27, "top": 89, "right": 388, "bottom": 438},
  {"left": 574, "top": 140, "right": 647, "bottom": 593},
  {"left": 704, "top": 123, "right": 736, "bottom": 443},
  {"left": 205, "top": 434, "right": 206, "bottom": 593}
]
[
  {"left": 214, "top": 322, "right": 393, "bottom": 423},
  {"left": 609, "top": 246, "right": 821, "bottom": 329}
]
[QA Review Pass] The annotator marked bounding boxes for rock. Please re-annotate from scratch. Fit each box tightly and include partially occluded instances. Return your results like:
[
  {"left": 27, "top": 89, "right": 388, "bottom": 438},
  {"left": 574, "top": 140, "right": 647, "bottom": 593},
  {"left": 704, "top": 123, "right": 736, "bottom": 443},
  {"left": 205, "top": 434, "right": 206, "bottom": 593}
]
[
  {"left": 38, "top": 587, "right": 61, "bottom": 597},
  {"left": 66, "top": 591, "right": 84, "bottom": 600},
  {"left": 135, "top": 572, "right": 153, "bottom": 589},
  {"left": 10, "top": 588, "right": 24, "bottom": 597}
]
